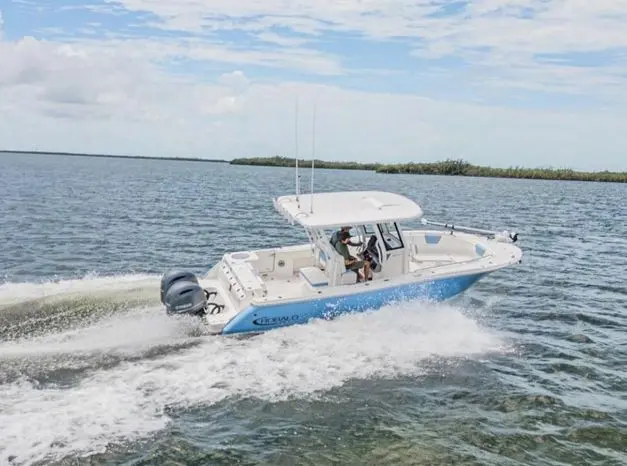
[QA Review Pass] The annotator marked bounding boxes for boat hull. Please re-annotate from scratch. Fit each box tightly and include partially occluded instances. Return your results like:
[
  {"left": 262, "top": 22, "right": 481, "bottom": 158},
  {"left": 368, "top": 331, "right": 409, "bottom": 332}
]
[{"left": 219, "top": 272, "right": 485, "bottom": 335}]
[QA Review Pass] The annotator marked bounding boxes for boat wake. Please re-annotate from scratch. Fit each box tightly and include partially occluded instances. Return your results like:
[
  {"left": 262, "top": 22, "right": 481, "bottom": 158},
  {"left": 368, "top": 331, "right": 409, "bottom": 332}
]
[
  {"left": 0, "top": 272, "right": 160, "bottom": 307},
  {"left": 0, "top": 273, "right": 162, "bottom": 341},
  {"left": 0, "top": 273, "right": 511, "bottom": 465}
]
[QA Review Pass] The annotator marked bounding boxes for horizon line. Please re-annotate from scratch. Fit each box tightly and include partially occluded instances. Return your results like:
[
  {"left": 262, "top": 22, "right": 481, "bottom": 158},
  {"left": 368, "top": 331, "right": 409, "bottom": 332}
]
[{"left": 2, "top": 149, "right": 626, "bottom": 174}]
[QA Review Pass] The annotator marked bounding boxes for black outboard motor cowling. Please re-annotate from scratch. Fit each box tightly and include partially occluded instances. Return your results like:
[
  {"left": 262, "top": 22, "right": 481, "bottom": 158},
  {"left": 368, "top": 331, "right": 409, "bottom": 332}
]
[
  {"left": 164, "top": 280, "right": 208, "bottom": 317},
  {"left": 160, "top": 269, "right": 199, "bottom": 303}
]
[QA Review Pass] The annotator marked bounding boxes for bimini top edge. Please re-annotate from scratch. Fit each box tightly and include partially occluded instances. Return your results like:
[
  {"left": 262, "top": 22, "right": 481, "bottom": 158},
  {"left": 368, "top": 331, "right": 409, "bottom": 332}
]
[{"left": 273, "top": 190, "right": 423, "bottom": 229}]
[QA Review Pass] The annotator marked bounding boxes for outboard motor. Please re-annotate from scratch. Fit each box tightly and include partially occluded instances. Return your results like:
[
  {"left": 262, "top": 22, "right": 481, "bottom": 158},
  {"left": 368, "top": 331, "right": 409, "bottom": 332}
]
[
  {"left": 164, "top": 280, "right": 208, "bottom": 317},
  {"left": 160, "top": 269, "right": 199, "bottom": 304}
]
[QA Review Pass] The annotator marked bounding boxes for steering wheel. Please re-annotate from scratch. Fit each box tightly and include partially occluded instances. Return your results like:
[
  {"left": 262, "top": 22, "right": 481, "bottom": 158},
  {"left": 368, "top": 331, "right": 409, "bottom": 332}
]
[
  {"left": 356, "top": 239, "right": 367, "bottom": 255},
  {"left": 368, "top": 234, "right": 378, "bottom": 252},
  {"left": 358, "top": 235, "right": 378, "bottom": 259}
]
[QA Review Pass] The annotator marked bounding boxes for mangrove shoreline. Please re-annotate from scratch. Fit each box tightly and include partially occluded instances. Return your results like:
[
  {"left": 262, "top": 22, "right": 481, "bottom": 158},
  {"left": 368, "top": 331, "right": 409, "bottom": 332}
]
[
  {"left": 3, "top": 151, "right": 625, "bottom": 183},
  {"left": 231, "top": 156, "right": 627, "bottom": 183}
]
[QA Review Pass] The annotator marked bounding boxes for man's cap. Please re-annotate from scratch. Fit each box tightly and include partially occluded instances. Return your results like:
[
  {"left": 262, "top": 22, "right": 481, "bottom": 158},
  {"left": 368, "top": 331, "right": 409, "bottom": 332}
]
[{"left": 339, "top": 231, "right": 351, "bottom": 240}]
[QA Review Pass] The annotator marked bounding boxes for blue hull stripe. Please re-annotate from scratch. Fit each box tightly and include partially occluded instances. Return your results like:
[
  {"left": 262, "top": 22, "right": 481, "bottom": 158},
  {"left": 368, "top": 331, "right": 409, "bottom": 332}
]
[{"left": 220, "top": 272, "right": 485, "bottom": 335}]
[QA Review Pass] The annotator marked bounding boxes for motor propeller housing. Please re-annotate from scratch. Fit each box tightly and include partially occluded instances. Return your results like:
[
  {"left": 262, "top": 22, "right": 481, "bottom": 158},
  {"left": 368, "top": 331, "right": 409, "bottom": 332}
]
[
  {"left": 163, "top": 279, "right": 208, "bottom": 317},
  {"left": 160, "top": 269, "right": 198, "bottom": 304}
]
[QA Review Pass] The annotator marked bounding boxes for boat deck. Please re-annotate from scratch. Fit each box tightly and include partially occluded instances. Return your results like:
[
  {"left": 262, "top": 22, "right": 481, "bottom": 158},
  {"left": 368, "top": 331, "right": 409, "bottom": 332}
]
[
  {"left": 202, "top": 272, "right": 317, "bottom": 331},
  {"left": 262, "top": 273, "right": 313, "bottom": 300},
  {"left": 409, "top": 255, "right": 460, "bottom": 272}
]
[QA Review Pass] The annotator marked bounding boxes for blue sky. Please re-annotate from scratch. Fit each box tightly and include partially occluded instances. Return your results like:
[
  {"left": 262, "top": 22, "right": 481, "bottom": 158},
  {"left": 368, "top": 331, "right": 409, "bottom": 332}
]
[{"left": 1, "top": 0, "right": 627, "bottom": 170}]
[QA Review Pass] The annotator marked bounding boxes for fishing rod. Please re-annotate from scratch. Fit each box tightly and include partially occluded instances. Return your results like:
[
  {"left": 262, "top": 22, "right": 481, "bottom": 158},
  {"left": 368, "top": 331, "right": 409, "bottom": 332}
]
[{"left": 420, "top": 218, "right": 519, "bottom": 243}]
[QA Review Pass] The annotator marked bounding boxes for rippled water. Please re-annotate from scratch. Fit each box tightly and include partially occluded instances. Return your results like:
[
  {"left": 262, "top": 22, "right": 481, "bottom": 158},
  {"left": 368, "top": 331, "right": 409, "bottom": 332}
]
[{"left": 1, "top": 152, "right": 626, "bottom": 466}]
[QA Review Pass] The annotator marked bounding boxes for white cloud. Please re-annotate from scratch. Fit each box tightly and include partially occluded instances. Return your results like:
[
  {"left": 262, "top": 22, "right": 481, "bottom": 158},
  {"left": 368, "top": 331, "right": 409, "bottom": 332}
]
[
  {"left": 0, "top": 36, "right": 235, "bottom": 122},
  {"left": 168, "top": 39, "right": 343, "bottom": 75},
  {"left": 60, "top": 36, "right": 345, "bottom": 76},
  {"left": 103, "top": 0, "right": 627, "bottom": 97},
  {"left": 256, "top": 32, "right": 312, "bottom": 48},
  {"left": 1, "top": 34, "right": 627, "bottom": 171},
  {"left": 106, "top": 0, "right": 627, "bottom": 50},
  {"left": 217, "top": 70, "right": 249, "bottom": 91},
  {"left": 2, "top": 1, "right": 627, "bottom": 170}
]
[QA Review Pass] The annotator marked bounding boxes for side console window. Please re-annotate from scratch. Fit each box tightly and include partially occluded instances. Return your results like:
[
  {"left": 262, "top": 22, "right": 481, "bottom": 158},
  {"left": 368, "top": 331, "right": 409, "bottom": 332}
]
[{"left": 378, "top": 222, "right": 404, "bottom": 251}]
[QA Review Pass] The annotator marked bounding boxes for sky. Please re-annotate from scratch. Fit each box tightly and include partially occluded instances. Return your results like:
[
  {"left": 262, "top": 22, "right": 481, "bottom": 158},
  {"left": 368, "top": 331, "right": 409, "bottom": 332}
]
[{"left": 1, "top": 0, "right": 626, "bottom": 171}]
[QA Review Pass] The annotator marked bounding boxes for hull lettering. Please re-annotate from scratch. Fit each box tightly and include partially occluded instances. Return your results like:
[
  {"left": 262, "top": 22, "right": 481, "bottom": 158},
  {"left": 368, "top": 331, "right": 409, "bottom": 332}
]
[{"left": 252, "top": 315, "right": 300, "bottom": 326}]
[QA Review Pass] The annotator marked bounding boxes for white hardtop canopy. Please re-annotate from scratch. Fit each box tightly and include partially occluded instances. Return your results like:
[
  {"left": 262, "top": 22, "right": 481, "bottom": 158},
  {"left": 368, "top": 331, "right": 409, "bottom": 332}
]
[{"left": 273, "top": 190, "right": 423, "bottom": 229}]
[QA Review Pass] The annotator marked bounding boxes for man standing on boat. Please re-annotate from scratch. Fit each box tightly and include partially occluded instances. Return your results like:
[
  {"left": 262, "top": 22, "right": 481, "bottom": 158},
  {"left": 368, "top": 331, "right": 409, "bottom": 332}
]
[{"left": 335, "top": 230, "right": 372, "bottom": 282}]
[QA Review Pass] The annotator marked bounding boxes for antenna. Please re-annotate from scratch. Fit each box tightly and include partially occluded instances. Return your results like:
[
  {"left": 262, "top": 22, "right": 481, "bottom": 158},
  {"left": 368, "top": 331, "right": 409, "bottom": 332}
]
[
  {"left": 294, "top": 96, "right": 300, "bottom": 208},
  {"left": 310, "top": 102, "right": 316, "bottom": 213}
]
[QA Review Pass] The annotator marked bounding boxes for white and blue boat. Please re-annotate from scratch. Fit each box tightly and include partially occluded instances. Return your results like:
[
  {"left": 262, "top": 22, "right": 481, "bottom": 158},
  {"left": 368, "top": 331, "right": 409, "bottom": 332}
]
[{"left": 160, "top": 189, "right": 523, "bottom": 335}]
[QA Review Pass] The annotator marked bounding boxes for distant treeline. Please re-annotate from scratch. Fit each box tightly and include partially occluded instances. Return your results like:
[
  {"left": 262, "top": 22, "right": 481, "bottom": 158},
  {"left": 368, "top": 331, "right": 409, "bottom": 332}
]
[
  {"left": 0, "top": 150, "right": 228, "bottom": 163},
  {"left": 5, "top": 151, "right": 625, "bottom": 182},
  {"left": 230, "top": 156, "right": 381, "bottom": 171},
  {"left": 230, "top": 156, "right": 627, "bottom": 183}
]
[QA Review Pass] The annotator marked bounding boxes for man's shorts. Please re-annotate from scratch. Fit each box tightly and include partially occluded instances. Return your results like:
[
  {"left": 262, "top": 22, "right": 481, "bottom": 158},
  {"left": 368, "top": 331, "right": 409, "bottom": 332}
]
[{"left": 345, "top": 259, "right": 364, "bottom": 271}]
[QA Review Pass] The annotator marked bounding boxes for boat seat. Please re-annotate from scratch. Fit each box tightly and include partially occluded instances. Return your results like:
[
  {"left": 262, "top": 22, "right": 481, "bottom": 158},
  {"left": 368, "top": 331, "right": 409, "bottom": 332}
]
[
  {"left": 339, "top": 270, "right": 360, "bottom": 285},
  {"left": 316, "top": 246, "right": 361, "bottom": 285},
  {"left": 299, "top": 266, "right": 329, "bottom": 287}
]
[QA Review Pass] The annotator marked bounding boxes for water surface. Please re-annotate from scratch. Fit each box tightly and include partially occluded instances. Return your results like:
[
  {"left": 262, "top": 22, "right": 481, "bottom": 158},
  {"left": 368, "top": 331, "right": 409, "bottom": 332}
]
[{"left": 1, "top": 153, "right": 625, "bottom": 465}]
